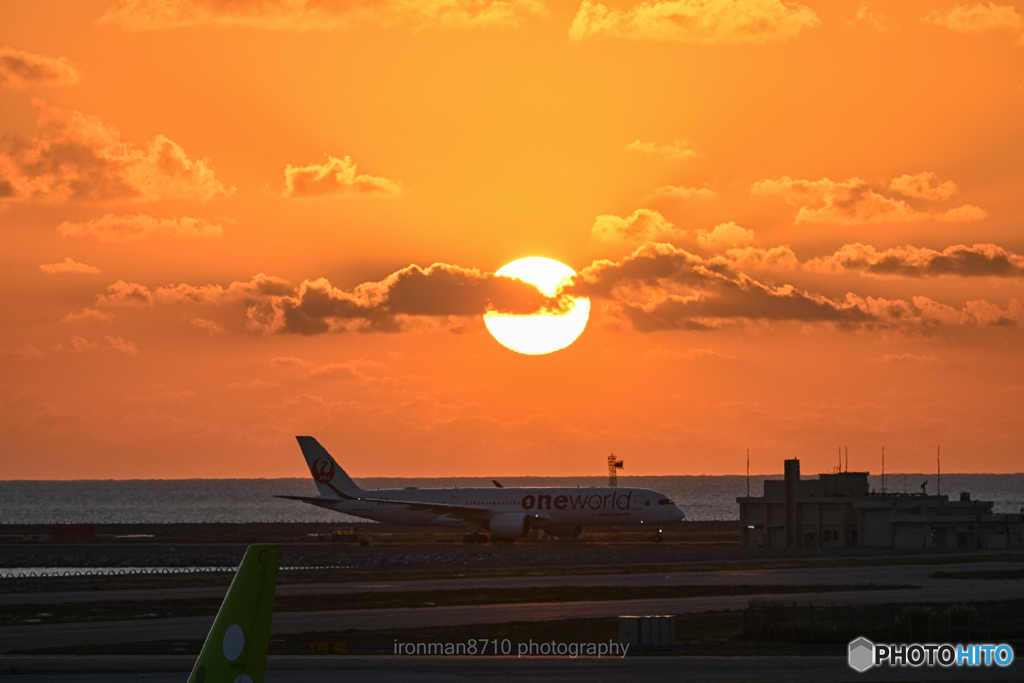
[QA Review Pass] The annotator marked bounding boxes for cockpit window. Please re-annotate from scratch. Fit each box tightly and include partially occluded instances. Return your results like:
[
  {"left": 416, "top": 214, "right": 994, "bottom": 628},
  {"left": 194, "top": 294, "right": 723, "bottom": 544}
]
[{"left": 658, "top": 498, "right": 674, "bottom": 505}]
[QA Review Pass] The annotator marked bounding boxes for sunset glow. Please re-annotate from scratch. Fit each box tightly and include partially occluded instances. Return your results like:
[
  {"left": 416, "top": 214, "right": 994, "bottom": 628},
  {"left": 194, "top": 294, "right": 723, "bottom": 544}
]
[{"left": 2, "top": 1, "right": 1024, "bottom": 479}]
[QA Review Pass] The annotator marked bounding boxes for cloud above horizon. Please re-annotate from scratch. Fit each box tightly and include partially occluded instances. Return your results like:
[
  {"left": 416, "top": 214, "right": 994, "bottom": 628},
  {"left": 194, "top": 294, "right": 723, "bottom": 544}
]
[
  {"left": 283, "top": 155, "right": 404, "bottom": 199},
  {"left": 101, "top": 0, "right": 549, "bottom": 31},
  {"left": 58, "top": 214, "right": 225, "bottom": 241},
  {"left": 591, "top": 208, "right": 681, "bottom": 244},
  {"left": 258, "top": 264, "right": 563, "bottom": 335},
  {"left": 0, "top": 46, "right": 81, "bottom": 89},
  {"left": 569, "top": 242, "right": 873, "bottom": 331},
  {"left": 98, "top": 273, "right": 294, "bottom": 308},
  {"left": 696, "top": 222, "right": 753, "bottom": 250},
  {"left": 79, "top": 241, "right": 1024, "bottom": 342},
  {"left": 189, "top": 318, "right": 225, "bottom": 335},
  {"left": 650, "top": 184, "right": 718, "bottom": 199},
  {"left": 39, "top": 257, "right": 100, "bottom": 274},
  {"left": 752, "top": 173, "right": 987, "bottom": 225},
  {"left": 923, "top": 3, "right": 1024, "bottom": 43},
  {"left": 567, "top": 242, "right": 1023, "bottom": 332},
  {"left": 91, "top": 266, "right": 562, "bottom": 335},
  {"left": 867, "top": 353, "right": 942, "bottom": 364},
  {"left": 626, "top": 139, "right": 697, "bottom": 160},
  {"left": 569, "top": 0, "right": 819, "bottom": 43},
  {"left": 722, "top": 245, "right": 800, "bottom": 271},
  {"left": 0, "top": 101, "right": 233, "bottom": 204},
  {"left": 889, "top": 172, "right": 959, "bottom": 201},
  {"left": 105, "top": 335, "right": 139, "bottom": 355},
  {"left": 807, "top": 243, "right": 1024, "bottom": 278},
  {"left": 849, "top": 2, "right": 888, "bottom": 32},
  {"left": 60, "top": 308, "right": 114, "bottom": 324}
]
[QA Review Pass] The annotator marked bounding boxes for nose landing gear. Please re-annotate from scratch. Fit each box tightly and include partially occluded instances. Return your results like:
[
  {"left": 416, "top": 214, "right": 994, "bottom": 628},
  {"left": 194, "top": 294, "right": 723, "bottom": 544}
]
[{"left": 653, "top": 528, "right": 664, "bottom": 543}]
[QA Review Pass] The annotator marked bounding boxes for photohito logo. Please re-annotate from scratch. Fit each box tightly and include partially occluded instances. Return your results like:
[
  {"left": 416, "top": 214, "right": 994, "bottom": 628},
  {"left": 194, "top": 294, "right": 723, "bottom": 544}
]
[
  {"left": 848, "top": 637, "right": 874, "bottom": 672},
  {"left": 848, "top": 637, "right": 1014, "bottom": 672}
]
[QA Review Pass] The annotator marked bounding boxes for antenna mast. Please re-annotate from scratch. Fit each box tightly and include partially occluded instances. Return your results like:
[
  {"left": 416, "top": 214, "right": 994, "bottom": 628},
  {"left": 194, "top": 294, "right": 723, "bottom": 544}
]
[
  {"left": 608, "top": 454, "right": 623, "bottom": 487},
  {"left": 881, "top": 446, "right": 885, "bottom": 494},
  {"left": 845, "top": 446, "right": 848, "bottom": 473},
  {"left": 937, "top": 445, "right": 941, "bottom": 496},
  {"left": 746, "top": 448, "right": 750, "bottom": 497}
]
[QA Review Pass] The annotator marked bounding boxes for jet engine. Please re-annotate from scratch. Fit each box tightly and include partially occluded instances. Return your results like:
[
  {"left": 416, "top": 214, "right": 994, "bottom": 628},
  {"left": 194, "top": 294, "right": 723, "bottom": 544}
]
[{"left": 488, "top": 513, "right": 533, "bottom": 539}]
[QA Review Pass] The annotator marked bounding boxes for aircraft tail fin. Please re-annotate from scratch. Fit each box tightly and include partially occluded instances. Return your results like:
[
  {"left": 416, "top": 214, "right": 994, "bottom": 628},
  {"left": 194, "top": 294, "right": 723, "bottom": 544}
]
[
  {"left": 187, "top": 543, "right": 279, "bottom": 683},
  {"left": 296, "top": 435, "right": 362, "bottom": 498}
]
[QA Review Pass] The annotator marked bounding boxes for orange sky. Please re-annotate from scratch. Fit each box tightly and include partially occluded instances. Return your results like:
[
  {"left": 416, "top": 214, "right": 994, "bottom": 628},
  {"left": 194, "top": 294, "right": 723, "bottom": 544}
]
[{"left": 2, "top": 0, "right": 1024, "bottom": 479}]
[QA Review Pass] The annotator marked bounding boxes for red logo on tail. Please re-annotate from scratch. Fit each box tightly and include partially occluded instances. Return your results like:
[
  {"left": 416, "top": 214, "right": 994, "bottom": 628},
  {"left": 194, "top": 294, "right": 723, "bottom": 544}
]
[{"left": 312, "top": 458, "right": 335, "bottom": 484}]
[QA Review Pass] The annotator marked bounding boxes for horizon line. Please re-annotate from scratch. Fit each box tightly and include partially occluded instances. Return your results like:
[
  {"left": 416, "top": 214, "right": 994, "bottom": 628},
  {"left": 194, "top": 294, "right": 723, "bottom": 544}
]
[{"left": 2, "top": 472, "right": 1022, "bottom": 483}]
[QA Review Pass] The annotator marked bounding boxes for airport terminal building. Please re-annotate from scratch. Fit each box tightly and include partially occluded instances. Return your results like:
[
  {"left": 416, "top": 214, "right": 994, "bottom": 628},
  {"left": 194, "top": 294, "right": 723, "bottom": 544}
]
[{"left": 737, "top": 459, "right": 1024, "bottom": 550}]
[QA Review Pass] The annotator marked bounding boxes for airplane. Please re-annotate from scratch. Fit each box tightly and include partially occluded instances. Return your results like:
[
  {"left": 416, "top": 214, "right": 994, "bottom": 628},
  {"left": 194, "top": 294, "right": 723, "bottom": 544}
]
[
  {"left": 279, "top": 436, "right": 685, "bottom": 543},
  {"left": 187, "top": 543, "right": 279, "bottom": 683}
]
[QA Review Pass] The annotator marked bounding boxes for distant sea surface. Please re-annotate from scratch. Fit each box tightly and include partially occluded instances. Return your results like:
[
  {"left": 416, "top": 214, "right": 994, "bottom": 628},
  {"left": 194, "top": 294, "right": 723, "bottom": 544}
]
[{"left": 2, "top": 474, "right": 1022, "bottom": 525}]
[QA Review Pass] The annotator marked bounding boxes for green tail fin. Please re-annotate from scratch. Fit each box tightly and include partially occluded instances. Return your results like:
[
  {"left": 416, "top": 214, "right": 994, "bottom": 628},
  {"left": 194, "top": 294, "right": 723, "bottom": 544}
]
[{"left": 188, "top": 543, "right": 279, "bottom": 683}]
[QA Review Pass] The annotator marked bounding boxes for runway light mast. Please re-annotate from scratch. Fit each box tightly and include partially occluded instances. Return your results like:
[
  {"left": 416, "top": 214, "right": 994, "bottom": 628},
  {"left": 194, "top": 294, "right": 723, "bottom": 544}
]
[{"left": 608, "top": 454, "right": 624, "bottom": 487}]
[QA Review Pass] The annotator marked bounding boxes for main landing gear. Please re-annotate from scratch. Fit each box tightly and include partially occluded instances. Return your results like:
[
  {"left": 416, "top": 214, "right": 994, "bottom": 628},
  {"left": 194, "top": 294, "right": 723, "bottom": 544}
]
[{"left": 462, "top": 532, "right": 489, "bottom": 545}]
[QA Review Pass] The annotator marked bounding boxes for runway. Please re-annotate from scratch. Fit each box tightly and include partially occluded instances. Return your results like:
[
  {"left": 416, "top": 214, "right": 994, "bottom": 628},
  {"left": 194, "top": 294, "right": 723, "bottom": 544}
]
[
  {"left": 2, "top": 560, "right": 1018, "bottom": 606},
  {"left": 1, "top": 654, "right": 1021, "bottom": 682},
  {"left": 3, "top": 574, "right": 1023, "bottom": 652}
]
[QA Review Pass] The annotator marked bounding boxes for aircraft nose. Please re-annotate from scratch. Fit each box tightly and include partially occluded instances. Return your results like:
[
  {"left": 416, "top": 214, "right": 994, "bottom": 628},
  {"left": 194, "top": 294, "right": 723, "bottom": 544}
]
[{"left": 674, "top": 506, "right": 685, "bottom": 521}]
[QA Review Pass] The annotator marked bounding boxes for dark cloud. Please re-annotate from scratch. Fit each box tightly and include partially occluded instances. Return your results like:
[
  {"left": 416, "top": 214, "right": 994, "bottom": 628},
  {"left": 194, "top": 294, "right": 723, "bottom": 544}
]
[
  {"left": 0, "top": 46, "right": 80, "bottom": 89},
  {"left": 808, "top": 243, "right": 1024, "bottom": 278},
  {"left": 570, "top": 243, "right": 733, "bottom": 298},
  {"left": 268, "top": 263, "right": 560, "bottom": 335},
  {"left": 154, "top": 273, "right": 292, "bottom": 304},
  {"left": 98, "top": 281, "right": 154, "bottom": 307},
  {"left": 568, "top": 242, "right": 1022, "bottom": 332},
  {"left": 619, "top": 280, "right": 871, "bottom": 332},
  {"left": 569, "top": 243, "right": 868, "bottom": 331},
  {"left": 87, "top": 245, "right": 1024, "bottom": 338}
]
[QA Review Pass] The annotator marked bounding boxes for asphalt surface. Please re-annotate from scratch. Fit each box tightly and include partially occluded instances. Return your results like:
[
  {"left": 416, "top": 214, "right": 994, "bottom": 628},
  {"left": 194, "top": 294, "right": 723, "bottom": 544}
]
[
  {"left": 3, "top": 557, "right": 1023, "bottom": 655},
  {"left": 2, "top": 655, "right": 1022, "bottom": 682},
  {"left": 2, "top": 561, "right": 1019, "bottom": 606},
  {"left": 3, "top": 575, "right": 1024, "bottom": 652}
]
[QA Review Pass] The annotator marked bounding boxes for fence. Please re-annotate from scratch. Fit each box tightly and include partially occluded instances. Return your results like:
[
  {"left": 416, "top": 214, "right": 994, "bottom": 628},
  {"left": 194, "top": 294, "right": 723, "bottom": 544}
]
[{"left": 0, "top": 565, "right": 347, "bottom": 579}]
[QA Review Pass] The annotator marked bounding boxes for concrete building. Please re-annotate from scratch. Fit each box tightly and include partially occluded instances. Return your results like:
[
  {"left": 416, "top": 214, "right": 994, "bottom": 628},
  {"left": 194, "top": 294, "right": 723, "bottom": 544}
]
[{"left": 737, "top": 458, "right": 1024, "bottom": 550}]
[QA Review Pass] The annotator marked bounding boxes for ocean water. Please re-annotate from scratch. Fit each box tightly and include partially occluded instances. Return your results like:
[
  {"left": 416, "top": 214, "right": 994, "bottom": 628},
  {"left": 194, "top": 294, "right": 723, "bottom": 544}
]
[{"left": 1, "top": 474, "right": 1021, "bottom": 525}]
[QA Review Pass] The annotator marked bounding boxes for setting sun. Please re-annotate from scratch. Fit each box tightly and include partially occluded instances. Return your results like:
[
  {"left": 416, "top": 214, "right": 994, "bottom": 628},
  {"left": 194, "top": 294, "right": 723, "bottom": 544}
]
[{"left": 484, "top": 257, "right": 590, "bottom": 356}]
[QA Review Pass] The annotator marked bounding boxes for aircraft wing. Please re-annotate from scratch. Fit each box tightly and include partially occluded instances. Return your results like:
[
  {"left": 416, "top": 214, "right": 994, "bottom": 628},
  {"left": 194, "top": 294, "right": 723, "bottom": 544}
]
[
  {"left": 347, "top": 494, "right": 554, "bottom": 525},
  {"left": 342, "top": 493, "right": 494, "bottom": 521},
  {"left": 277, "top": 491, "right": 493, "bottom": 522},
  {"left": 274, "top": 494, "right": 339, "bottom": 510}
]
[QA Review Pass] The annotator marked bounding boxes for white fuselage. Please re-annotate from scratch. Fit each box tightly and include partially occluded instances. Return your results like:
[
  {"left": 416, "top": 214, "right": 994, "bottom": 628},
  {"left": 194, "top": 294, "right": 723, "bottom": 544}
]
[{"left": 324, "top": 486, "right": 685, "bottom": 531}]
